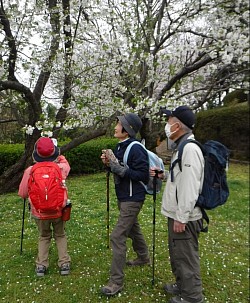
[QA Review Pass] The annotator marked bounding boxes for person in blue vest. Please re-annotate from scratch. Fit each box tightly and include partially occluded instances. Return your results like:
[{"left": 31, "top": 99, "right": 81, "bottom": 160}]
[{"left": 100, "top": 113, "right": 150, "bottom": 296}]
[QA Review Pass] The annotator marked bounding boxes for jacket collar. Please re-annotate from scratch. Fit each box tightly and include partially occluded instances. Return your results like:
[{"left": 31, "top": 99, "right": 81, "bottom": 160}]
[{"left": 171, "top": 132, "right": 194, "bottom": 151}]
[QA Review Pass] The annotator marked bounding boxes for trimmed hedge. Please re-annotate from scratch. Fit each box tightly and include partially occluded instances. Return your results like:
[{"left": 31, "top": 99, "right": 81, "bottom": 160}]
[
  {"left": 195, "top": 102, "right": 249, "bottom": 161},
  {"left": 0, "top": 138, "right": 118, "bottom": 175},
  {"left": 0, "top": 144, "right": 24, "bottom": 174},
  {"left": 64, "top": 138, "right": 118, "bottom": 174}
]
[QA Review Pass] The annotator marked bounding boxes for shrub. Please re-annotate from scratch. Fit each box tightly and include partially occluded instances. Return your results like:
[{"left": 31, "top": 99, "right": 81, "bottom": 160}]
[
  {"left": 0, "top": 138, "right": 118, "bottom": 175},
  {"left": 0, "top": 144, "right": 24, "bottom": 174},
  {"left": 195, "top": 103, "right": 249, "bottom": 161},
  {"left": 64, "top": 138, "right": 118, "bottom": 174}
]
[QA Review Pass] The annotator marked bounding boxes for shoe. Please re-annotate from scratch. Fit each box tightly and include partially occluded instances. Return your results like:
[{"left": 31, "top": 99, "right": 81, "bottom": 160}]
[
  {"left": 126, "top": 257, "right": 151, "bottom": 266},
  {"left": 60, "top": 263, "right": 70, "bottom": 275},
  {"left": 101, "top": 282, "right": 123, "bottom": 296},
  {"left": 163, "top": 283, "right": 181, "bottom": 295},
  {"left": 36, "top": 265, "right": 46, "bottom": 277},
  {"left": 169, "top": 296, "right": 203, "bottom": 303}
]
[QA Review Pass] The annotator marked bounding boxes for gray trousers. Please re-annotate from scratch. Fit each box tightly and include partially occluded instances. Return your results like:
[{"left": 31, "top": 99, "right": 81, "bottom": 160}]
[
  {"left": 110, "top": 201, "right": 149, "bottom": 285},
  {"left": 168, "top": 218, "right": 203, "bottom": 302}
]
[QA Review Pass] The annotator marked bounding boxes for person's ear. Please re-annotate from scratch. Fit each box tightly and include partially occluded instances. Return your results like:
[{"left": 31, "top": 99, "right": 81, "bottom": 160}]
[{"left": 176, "top": 122, "right": 181, "bottom": 129}]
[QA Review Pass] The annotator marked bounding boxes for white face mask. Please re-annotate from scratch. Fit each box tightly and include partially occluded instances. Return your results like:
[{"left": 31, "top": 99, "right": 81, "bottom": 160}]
[{"left": 165, "top": 122, "right": 178, "bottom": 138}]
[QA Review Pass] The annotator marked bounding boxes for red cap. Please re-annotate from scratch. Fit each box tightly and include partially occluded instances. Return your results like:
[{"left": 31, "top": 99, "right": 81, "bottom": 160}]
[{"left": 33, "top": 137, "right": 60, "bottom": 162}]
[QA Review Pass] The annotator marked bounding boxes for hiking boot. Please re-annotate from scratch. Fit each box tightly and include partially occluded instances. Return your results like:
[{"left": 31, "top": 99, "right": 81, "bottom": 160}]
[
  {"left": 169, "top": 296, "right": 203, "bottom": 303},
  {"left": 163, "top": 283, "right": 181, "bottom": 295},
  {"left": 60, "top": 263, "right": 70, "bottom": 276},
  {"left": 36, "top": 265, "right": 46, "bottom": 277},
  {"left": 126, "top": 257, "right": 151, "bottom": 266},
  {"left": 101, "top": 282, "right": 123, "bottom": 296}
]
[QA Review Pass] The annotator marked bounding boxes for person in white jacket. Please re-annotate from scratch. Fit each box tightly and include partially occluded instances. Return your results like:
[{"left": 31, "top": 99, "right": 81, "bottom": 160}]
[{"left": 152, "top": 106, "right": 204, "bottom": 303}]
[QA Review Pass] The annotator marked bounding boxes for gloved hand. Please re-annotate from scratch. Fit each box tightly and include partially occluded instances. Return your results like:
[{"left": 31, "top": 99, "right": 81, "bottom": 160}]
[
  {"left": 104, "top": 149, "right": 119, "bottom": 163},
  {"left": 103, "top": 149, "right": 127, "bottom": 177},
  {"left": 109, "top": 161, "right": 127, "bottom": 177}
]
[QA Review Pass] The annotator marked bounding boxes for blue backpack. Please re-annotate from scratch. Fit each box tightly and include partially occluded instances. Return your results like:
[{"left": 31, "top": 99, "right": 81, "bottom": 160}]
[
  {"left": 170, "top": 139, "right": 230, "bottom": 232},
  {"left": 123, "top": 141, "right": 165, "bottom": 195}
]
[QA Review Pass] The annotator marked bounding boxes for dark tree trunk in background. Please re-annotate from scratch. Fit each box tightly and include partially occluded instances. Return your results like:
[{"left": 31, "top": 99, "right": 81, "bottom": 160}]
[{"left": 140, "top": 118, "right": 165, "bottom": 151}]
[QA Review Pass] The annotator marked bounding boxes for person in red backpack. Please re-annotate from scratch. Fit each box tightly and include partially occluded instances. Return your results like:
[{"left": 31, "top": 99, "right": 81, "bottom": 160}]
[{"left": 18, "top": 137, "right": 71, "bottom": 277}]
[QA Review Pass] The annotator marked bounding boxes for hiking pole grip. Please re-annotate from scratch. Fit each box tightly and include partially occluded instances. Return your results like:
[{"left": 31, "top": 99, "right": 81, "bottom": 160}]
[
  {"left": 152, "top": 172, "right": 158, "bottom": 286},
  {"left": 20, "top": 198, "right": 26, "bottom": 255},
  {"left": 106, "top": 170, "right": 110, "bottom": 249}
]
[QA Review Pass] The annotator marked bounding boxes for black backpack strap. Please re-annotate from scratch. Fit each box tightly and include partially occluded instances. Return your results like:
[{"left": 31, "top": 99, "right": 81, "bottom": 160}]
[
  {"left": 170, "top": 139, "right": 204, "bottom": 182},
  {"left": 200, "top": 208, "right": 209, "bottom": 232},
  {"left": 170, "top": 158, "right": 179, "bottom": 182},
  {"left": 169, "top": 141, "right": 187, "bottom": 182}
]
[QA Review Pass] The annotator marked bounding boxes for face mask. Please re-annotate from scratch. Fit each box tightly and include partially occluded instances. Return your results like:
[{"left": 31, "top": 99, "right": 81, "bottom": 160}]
[{"left": 165, "top": 122, "right": 178, "bottom": 138}]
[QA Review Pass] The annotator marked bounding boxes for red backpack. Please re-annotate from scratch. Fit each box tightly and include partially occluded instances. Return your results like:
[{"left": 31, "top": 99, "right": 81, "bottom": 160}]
[{"left": 28, "top": 162, "right": 65, "bottom": 218}]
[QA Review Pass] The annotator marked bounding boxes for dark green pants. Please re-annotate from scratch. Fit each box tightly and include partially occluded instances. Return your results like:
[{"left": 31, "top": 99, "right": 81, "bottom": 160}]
[
  {"left": 110, "top": 201, "right": 149, "bottom": 285},
  {"left": 168, "top": 217, "right": 203, "bottom": 302}
]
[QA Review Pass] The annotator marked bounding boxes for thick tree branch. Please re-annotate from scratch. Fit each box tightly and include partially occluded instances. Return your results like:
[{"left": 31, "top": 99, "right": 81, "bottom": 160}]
[
  {"left": 33, "top": 0, "right": 61, "bottom": 102},
  {"left": 156, "top": 53, "right": 213, "bottom": 101},
  {"left": 0, "top": 1, "right": 18, "bottom": 81},
  {"left": 0, "top": 118, "right": 17, "bottom": 124},
  {"left": 0, "top": 80, "right": 39, "bottom": 124}
]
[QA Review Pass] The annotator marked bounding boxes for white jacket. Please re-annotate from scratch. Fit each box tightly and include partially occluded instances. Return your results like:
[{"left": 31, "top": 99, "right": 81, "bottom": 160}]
[{"left": 161, "top": 134, "right": 204, "bottom": 223}]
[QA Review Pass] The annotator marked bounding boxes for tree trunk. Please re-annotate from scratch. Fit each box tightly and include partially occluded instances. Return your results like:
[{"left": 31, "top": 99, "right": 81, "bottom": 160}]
[{"left": 140, "top": 118, "right": 165, "bottom": 151}]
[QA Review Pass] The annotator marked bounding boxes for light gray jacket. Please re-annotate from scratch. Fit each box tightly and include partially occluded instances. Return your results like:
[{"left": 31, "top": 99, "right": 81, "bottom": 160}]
[{"left": 161, "top": 134, "right": 204, "bottom": 223}]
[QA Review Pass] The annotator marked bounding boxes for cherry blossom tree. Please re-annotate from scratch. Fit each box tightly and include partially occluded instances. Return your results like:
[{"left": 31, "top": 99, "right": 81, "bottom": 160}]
[{"left": 0, "top": 0, "right": 249, "bottom": 193}]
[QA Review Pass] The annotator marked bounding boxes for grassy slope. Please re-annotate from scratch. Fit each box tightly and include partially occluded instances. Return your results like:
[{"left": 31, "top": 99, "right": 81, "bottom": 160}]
[{"left": 0, "top": 163, "right": 249, "bottom": 303}]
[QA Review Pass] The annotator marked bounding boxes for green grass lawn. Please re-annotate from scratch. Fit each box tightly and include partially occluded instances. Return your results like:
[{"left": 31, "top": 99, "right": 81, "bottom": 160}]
[{"left": 0, "top": 163, "right": 249, "bottom": 303}]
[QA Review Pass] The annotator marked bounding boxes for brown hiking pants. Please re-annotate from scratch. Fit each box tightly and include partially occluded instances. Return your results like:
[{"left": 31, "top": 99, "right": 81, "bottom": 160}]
[
  {"left": 109, "top": 201, "right": 149, "bottom": 285},
  {"left": 35, "top": 218, "right": 71, "bottom": 269}
]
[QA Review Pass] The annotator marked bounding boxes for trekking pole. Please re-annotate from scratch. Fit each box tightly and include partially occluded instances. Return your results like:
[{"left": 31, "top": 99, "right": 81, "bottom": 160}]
[
  {"left": 106, "top": 170, "right": 110, "bottom": 249},
  {"left": 152, "top": 171, "right": 158, "bottom": 286},
  {"left": 20, "top": 198, "right": 26, "bottom": 255}
]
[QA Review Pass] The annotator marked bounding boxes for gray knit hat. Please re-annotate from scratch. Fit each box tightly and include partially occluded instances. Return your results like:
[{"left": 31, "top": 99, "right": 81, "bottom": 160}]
[{"left": 117, "top": 113, "right": 142, "bottom": 137}]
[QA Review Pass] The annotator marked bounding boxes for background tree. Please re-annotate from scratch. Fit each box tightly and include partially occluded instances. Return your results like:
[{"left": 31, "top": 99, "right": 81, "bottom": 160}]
[{"left": 0, "top": 0, "right": 249, "bottom": 193}]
